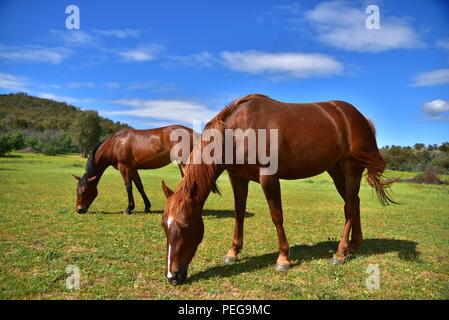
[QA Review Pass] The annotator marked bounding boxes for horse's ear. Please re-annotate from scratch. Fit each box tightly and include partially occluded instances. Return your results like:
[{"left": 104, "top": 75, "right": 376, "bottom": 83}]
[
  {"left": 87, "top": 176, "right": 97, "bottom": 183},
  {"left": 161, "top": 181, "right": 174, "bottom": 199},
  {"left": 73, "top": 174, "right": 81, "bottom": 181}
]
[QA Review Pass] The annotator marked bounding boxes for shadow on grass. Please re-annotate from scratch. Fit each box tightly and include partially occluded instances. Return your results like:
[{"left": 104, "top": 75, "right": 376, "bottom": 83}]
[
  {"left": 88, "top": 210, "right": 164, "bottom": 215},
  {"left": 188, "top": 238, "right": 419, "bottom": 283},
  {"left": 85, "top": 209, "right": 254, "bottom": 218},
  {"left": 203, "top": 210, "right": 254, "bottom": 218},
  {"left": 1, "top": 154, "right": 23, "bottom": 158}
]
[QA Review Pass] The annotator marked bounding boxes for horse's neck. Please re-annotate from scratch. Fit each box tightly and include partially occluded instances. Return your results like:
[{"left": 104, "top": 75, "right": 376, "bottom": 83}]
[{"left": 89, "top": 149, "right": 110, "bottom": 183}]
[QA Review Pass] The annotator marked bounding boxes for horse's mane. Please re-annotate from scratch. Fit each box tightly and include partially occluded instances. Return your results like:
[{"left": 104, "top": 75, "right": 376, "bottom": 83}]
[
  {"left": 172, "top": 94, "right": 269, "bottom": 206},
  {"left": 206, "top": 93, "right": 270, "bottom": 132},
  {"left": 81, "top": 137, "right": 108, "bottom": 184}
]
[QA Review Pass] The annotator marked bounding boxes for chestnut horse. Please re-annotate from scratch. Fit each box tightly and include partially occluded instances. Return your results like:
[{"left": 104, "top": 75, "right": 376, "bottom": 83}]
[
  {"left": 74, "top": 125, "right": 196, "bottom": 214},
  {"left": 161, "top": 94, "right": 395, "bottom": 285}
]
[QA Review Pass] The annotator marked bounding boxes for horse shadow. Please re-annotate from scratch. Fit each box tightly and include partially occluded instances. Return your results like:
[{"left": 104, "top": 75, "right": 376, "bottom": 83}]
[
  {"left": 203, "top": 210, "right": 254, "bottom": 219},
  {"left": 87, "top": 209, "right": 254, "bottom": 218},
  {"left": 88, "top": 210, "right": 164, "bottom": 215},
  {"left": 1, "top": 154, "right": 22, "bottom": 158},
  {"left": 188, "top": 238, "right": 419, "bottom": 283}
]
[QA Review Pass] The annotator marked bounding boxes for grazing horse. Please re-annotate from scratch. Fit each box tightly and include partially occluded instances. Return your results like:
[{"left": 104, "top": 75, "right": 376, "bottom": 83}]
[
  {"left": 160, "top": 94, "right": 396, "bottom": 285},
  {"left": 74, "top": 125, "right": 196, "bottom": 214}
]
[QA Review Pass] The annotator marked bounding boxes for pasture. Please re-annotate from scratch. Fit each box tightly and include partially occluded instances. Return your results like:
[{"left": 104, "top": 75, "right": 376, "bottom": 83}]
[{"left": 0, "top": 152, "right": 448, "bottom": 299}]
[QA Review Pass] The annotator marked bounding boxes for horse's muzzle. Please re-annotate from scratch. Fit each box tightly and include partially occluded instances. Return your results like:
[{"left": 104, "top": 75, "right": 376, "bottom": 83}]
[
  {"left": 167, "top": 265, "right": 187, "bottom": 286},
  {"left": 76, "top": 207, "right": 87, "bottom": 214}
]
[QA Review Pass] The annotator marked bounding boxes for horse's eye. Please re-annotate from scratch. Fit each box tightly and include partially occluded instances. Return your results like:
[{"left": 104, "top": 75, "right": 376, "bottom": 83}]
[{"left": 181, "top": 224, "right": 190, "bottom": 233}]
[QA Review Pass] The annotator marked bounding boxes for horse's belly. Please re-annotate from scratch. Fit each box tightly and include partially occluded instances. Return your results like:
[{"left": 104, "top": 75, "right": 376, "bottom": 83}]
[
  {"left": 275, "top": 137, "right": 344, "bottom": 179},
  {"left": 135, "top": 151, "right": 171, "bottom": 169}
]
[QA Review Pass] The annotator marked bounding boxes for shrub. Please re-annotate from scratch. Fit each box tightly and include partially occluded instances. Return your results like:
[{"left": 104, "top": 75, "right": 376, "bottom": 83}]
[{"left": 0, "top": 132, "right": 24, "bottom": 156}]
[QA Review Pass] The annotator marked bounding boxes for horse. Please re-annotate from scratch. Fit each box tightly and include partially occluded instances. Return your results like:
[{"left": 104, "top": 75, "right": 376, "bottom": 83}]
[
  {"left": 73, "top": 125, "right": 196, "bottom": 214},
  {"left": 160, "top": 94, "right": 396, "bottom": 285}
]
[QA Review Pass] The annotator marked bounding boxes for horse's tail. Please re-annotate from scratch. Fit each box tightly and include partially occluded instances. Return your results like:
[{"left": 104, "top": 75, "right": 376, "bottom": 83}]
[
  {"left": 365, "top": 117, "right": 376, "bottom": 136},
  {"left": 351, "top": 149, "right": 398, "bottom": 206}
]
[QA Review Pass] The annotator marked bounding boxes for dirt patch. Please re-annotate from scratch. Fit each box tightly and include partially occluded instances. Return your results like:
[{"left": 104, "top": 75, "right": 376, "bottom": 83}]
[{"left": 398, "top": 167, "right": 448, "bottom": 185}]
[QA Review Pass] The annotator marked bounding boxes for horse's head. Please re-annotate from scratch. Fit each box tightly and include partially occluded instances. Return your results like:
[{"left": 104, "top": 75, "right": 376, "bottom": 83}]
[
  {"left": 73, "top": 175, "right": 98, "bottom": 213},
  {"left": 161, "top": 181, "right": 204, "bottom": 285}
]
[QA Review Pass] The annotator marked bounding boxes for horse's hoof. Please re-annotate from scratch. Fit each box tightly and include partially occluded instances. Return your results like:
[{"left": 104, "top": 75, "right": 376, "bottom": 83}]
[
  {"left": 144, "top": 209, "right": 152, "bottom": 213},
  {"left": 275, "top": 263, "right": 290, "bottom": 271},
  {"left": 332, "top": 257, "right": 345, "bottom": 265},
  {"left": 123, "top": 210, "right": 133, "bottom": 215},
  {"left": 223, "top": 256, "right": 237, "bottom": 263}
]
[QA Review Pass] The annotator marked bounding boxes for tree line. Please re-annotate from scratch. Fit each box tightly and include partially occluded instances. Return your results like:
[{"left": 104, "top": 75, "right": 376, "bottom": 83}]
[
  {"left": 1, "top": 93, "right": 448, "bottom": 174},
  {"left": 380, "top": 143, "right": 449, "bottom": 174},
  {"left": 0, "top": 93, "right": 130, "bottom": 157}
]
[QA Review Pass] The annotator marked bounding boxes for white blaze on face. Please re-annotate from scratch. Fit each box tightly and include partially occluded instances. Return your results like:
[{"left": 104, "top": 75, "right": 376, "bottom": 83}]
[{"left": 166, "top": 216, "right": 174, "bottom": 278}]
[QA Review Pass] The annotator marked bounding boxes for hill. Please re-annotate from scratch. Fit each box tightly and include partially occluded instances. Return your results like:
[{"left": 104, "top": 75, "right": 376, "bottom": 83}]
[
  {"left": 0, "top": 92, "right": 132, "bottom": 156},
  {"left": 0, "top": 92, "right": 131, "bottom": 134}
]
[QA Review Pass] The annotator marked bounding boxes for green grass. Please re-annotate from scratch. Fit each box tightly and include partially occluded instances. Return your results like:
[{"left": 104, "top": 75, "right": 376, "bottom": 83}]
[{"left": 0, "top": 152, "right": 448, "bottom": 299}]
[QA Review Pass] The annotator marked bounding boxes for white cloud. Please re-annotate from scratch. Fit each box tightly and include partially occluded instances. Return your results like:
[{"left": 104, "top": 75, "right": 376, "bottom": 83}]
[
  {"left": 0, "top": 73, "right": 29, "bottom": 91},
  {"left": 37, "top": 92, "right": 79, "bottom": 103},
  {"left": 124, "top": 119, "right": 175, "bottom": 128},
  {"left": 304, "top": 1, "right": 422, "bottom": 52},
  {"left": 0, "top": 45, "right": 71, "bottom": 64},
  {"left": 106, "top": 99, "right": 216, "bottom": 123},
  {"left": 221, "top": 51, "right": 343, "bottom": 78},
  {"left": 411, "top": 68, "right": 449, "bottom": 87},
  {"left": 422, "top": 99, "right": 449, "bottom": 116},
  {"left": 93, "top": 29, "right": 142, "bottom": 38},
  {"left": 436, "top": 39, "right": 449, "bottom": 50},
  {"left": 118, "top": 44, "right": 165, "bottom": 62},
  {"left": 104, "top": 82, "right": 121, "bottom": 89},
  {"left": 168, "top": 52, "right": 215, "bottom": 68},
  {"left": 66, "top": 82, "right": 96, "bottom": 88},
  {"left": 36, "top": 92, "right": 89, "bottom": 104},
  {"left": 49, "top": 30, "right": 96, "bottom": 47}
]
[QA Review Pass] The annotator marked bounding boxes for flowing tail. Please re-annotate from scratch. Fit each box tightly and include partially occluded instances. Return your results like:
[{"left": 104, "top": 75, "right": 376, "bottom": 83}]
[{"left": 352, "top": 150, "right": 398, "bottom": 206}]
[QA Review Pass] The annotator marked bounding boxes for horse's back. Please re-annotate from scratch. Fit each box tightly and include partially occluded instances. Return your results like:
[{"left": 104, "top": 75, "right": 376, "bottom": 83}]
[
  {"left": 224, "top": 96, "right": 377, "bottom": 179},
  {"left": 111, "top": 126, "right": 192, "bottom": 170}
]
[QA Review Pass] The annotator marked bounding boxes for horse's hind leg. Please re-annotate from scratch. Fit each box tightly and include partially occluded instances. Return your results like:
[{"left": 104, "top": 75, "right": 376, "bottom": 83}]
[
  {"left": 131, "top": 170, "right": 152, "bottom": 213},
  {"left": 329, "top": 164, "right": 362, "bottom": 256},
  {"left": 335, "top": 162, "right": 364, "bottom": 262},
  {"left": 260, "top": 174, "right": 290, "bottom": 271},
  {"left": 224, "top": 175, "right": 249, "bottom": 263},
  {"left": 119, "top": 165, "right": 135, "bottom": 215}
]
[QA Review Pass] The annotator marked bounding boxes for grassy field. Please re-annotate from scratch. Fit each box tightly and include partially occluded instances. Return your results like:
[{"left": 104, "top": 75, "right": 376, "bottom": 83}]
[{"left": 0, "top": 152, "right": 448, "bottom": 300}]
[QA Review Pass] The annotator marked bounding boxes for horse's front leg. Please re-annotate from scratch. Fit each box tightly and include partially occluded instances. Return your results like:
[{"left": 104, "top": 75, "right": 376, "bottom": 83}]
[
  {"left": 260, "top": 174, "right": 290, "bottom": 271},
  {"left": 119, "top": 165, "right": 135, "bottom": 215},
  {"left": 224, "top": 175, "right": 249, "bottom": 263}
]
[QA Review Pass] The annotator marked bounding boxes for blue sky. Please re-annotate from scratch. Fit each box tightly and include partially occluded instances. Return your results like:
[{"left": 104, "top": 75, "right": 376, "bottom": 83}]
[{"left": 1, "top": 0, "right": 448, "bottom": 147}]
